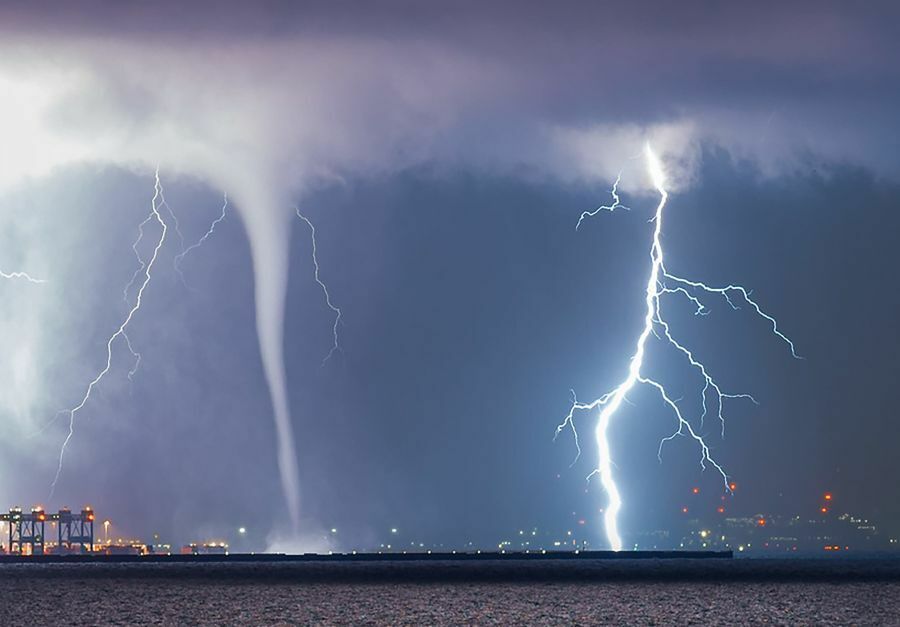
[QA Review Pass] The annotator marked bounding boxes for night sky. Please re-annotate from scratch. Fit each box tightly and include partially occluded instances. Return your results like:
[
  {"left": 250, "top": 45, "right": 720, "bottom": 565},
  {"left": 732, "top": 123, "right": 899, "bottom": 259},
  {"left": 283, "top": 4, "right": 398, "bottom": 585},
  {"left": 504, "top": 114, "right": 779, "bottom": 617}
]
[{"left": 0, "top": 1, "right": 898, "bottom": 550}]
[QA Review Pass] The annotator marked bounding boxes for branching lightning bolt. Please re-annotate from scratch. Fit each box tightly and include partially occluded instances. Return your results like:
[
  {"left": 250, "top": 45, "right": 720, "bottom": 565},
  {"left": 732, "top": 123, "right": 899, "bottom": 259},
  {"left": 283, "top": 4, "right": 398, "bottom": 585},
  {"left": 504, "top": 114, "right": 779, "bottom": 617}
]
[
  {"left": 162, "top": 193, "right": 187, "bottom": 279},
  {"left": 575, "top": 172, "right": 629, "bottom": 231},
  {"left": 296, "top": 209, "right": 342, "bottom": 365},
  {"left": 119, "top": 191, "right": 228, "bottom": 383},
  {"left": 123, "top": 212, "right": 154, "bottom": 307},
  {"left": 174, "top": 192, "right": 229, "bottom": 280},
  {"left": 120, "top": 210, "right": 157, "bottom": 382},
  {"left": 50, "top": 168, "right": 169, "bottom": 497},
  {"left": 557, "top": 145, "right": 800, "bottom": 551},
  {"left": 122, "top": 178, "right": 186, "bottom": 293}
]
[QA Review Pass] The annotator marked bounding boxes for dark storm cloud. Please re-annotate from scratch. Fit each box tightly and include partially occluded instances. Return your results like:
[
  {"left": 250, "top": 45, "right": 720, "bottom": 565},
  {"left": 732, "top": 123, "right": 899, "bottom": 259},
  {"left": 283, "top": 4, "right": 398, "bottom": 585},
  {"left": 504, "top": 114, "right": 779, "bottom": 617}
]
[{"left": 3, "top": 1, "right": 899, "bottom": 167}]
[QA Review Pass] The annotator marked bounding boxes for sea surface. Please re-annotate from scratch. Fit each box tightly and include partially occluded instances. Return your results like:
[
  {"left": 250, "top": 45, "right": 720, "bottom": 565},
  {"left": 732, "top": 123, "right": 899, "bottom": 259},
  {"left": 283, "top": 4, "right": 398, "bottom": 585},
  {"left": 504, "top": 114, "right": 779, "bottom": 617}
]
[{"left": 0, "top": 558, "right": 897, "bottom": 624}]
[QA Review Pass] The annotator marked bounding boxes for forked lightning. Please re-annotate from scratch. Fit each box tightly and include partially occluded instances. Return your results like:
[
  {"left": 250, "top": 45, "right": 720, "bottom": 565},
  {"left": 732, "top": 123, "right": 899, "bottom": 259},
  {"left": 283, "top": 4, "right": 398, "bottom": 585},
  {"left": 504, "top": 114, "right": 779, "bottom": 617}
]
[
  {"left": 50, "top": 169, "right": 169, "bottom": 497},
  {"left": 557, "top": 145, "right": 799, "bottom": 551}
]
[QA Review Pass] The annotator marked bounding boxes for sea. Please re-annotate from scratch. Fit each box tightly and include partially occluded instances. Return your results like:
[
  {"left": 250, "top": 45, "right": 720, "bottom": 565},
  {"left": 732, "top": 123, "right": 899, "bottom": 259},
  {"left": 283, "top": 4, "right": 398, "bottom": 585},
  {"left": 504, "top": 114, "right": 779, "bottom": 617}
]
[{"left": 0, "top": 558, "right": 898, "bottom": 624}]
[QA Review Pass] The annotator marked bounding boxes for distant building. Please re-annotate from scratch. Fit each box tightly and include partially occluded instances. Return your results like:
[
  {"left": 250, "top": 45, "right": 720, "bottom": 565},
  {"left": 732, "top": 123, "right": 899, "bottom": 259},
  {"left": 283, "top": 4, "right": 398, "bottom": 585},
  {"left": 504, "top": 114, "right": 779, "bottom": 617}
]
[
  {"left": 181, "top": 542, "right": 228, "bottom": 555},
  {"left": 146, "top": 543, "right": 172, "bottom": 555},
  {"left": 103, "top": 544, "right": 143, "bottom": 556},
  {"left": 669, "top": 511, "right": 895, "bottom": 554}
]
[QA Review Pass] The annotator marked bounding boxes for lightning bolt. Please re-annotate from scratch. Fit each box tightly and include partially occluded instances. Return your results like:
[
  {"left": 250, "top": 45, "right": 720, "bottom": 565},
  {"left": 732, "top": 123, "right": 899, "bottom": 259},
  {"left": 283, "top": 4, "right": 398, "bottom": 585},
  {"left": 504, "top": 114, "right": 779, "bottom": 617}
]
[
  {"left": 0, "top": 271, "right": 45, "bottom": 283},
  {"left": 123, "top": 212, "right": 154, "bottom": 306},
  {"left": 173, "top": 192, "right": 229, "bottom": 280},
  {"left": 122, "top": 192, "right": 228, "bottom": 382},
  {"left": 50, "top": 168, "right": 169, "bottom": 497},
  {"left": 120, "top": 211, "right": 157, "bottom": 382},
  {"left": 122, "top": 331, "right": 141, "bottom": 382},
  {"left": 162, "top": 192, "right": 187, "bottom": 280},
  {"left": 296, "top": 209, "right": 342, "bottom": 365},
  {"left": 558, "top": 145, "right": 799, "bottom": 551}
]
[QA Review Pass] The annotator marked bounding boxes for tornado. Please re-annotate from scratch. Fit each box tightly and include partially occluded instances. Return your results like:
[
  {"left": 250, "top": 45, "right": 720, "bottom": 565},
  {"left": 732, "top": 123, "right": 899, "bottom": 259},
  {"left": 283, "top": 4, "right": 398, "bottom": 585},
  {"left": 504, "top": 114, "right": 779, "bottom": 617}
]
[{"left": 229, "top": 179, "right": 301, "bottom": 532}]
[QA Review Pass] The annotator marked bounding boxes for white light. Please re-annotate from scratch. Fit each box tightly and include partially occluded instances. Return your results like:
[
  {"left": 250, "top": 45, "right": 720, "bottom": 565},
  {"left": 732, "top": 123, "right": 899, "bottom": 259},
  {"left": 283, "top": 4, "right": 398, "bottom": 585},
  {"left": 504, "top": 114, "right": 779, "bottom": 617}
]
[
  {"left": 238, "top": 527, "right": 246, "bottom": 535},
  {"left": 645, "top": 144, "right": 667, "bottom": 190}
]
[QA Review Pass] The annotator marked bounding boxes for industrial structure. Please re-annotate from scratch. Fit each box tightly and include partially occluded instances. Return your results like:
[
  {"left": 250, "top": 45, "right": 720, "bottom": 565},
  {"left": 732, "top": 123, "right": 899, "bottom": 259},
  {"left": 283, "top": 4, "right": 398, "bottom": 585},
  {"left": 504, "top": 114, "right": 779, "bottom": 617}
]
[{"left": 0, "top": 506, "right": 94, "bottom": 555}]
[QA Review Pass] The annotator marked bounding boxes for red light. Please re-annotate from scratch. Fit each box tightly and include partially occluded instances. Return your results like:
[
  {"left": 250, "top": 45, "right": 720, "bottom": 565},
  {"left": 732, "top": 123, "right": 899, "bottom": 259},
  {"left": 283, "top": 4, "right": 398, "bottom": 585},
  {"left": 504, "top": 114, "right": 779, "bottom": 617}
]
[
  {"left": 716, "top": 506, "right": 725, "bottom": 514},
  {"left": 691, "top": 487, "right": 700, "bottom": 495},
  {"left": 757, "top": 518, "right": 766, "bottom": 527},
  {"left": 824, "top": 493, "right": 833, "bottom": 501},
  {"left": 87, "top": 514, "right": 94, "bottom": 521},
  {"left": 821, "top": 507, "right": 828, "bottom": 514},
  {"left": 728, "top": 482, "right": 737, "bottom": 491}
]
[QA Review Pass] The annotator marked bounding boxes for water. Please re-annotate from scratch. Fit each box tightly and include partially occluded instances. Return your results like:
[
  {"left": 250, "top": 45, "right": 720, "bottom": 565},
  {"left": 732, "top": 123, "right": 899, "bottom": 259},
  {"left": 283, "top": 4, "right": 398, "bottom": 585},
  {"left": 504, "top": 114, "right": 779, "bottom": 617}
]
[{"left": 2, "top": 559, "right": 898, "bottom": 624}]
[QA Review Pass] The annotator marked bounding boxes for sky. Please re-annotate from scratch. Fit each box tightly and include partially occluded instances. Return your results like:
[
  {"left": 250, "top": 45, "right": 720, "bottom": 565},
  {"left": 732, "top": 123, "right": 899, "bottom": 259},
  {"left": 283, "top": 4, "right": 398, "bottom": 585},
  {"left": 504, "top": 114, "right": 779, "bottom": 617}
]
[{"left": 0, "top": 1, "right": 898, "bottom": 550}]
